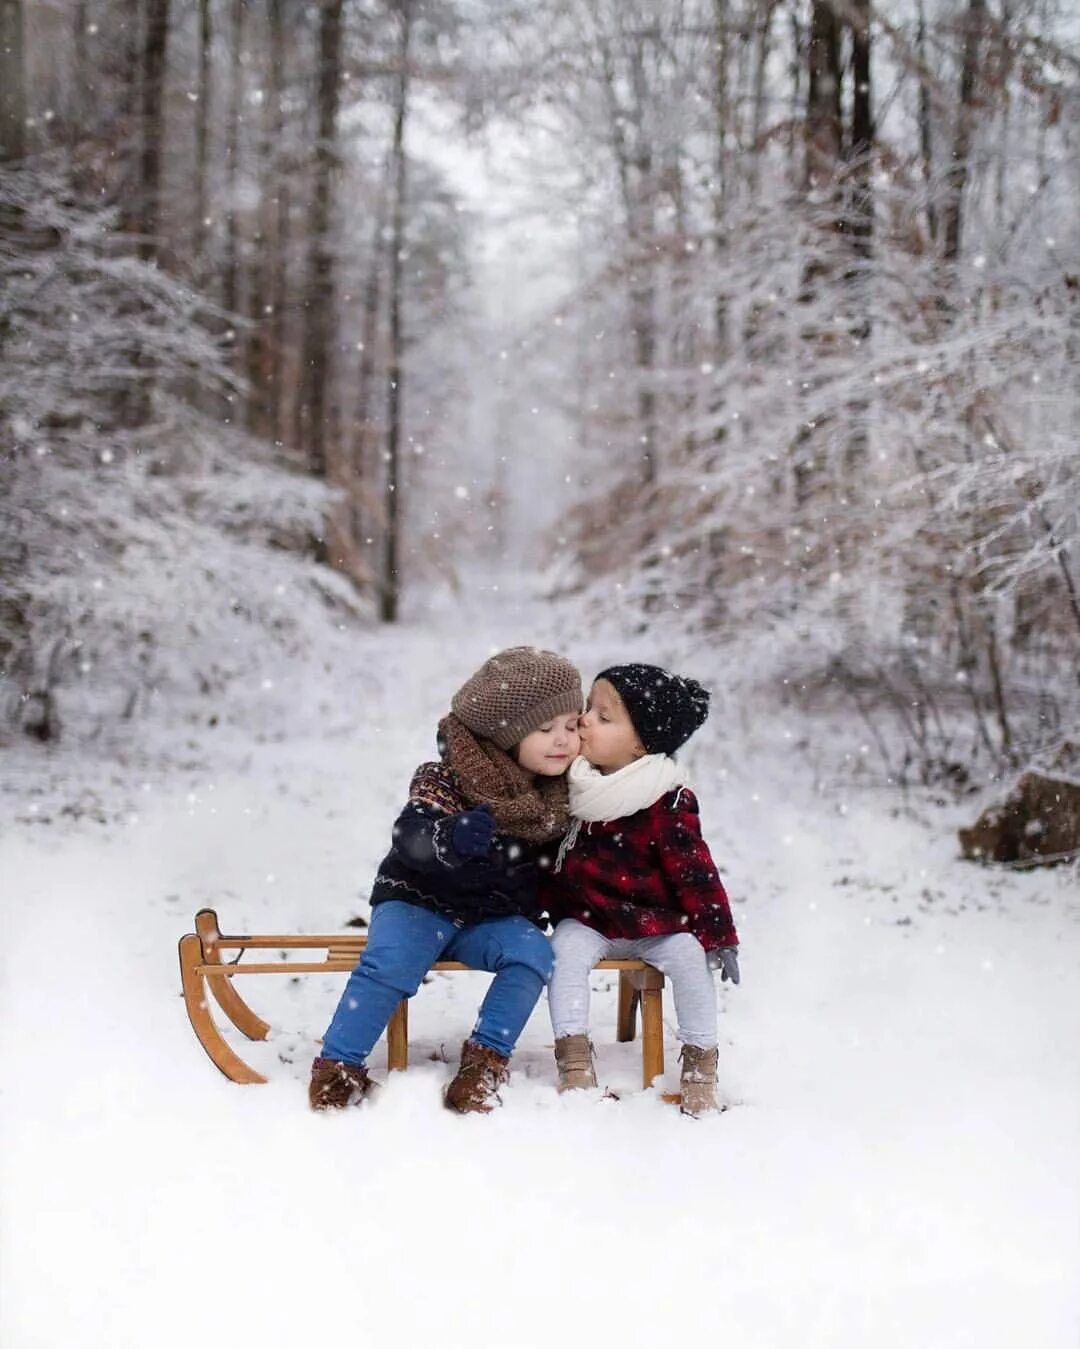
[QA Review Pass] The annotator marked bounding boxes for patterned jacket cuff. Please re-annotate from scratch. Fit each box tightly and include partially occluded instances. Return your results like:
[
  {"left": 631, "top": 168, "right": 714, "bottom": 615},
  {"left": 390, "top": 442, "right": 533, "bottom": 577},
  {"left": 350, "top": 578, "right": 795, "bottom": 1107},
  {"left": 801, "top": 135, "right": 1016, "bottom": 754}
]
[{"left": 431, "top": 816, "right": 464, "bottom": 868}]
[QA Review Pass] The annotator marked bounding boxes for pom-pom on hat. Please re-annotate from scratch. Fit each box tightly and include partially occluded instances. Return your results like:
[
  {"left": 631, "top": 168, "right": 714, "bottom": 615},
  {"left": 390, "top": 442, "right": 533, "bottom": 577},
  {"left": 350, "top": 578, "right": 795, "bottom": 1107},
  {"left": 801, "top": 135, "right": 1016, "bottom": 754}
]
[
  {"left": 451, "top": 647, "right": 583, "bottom": 751},
  {"left": 595, "top": 663, "right": 710, "bottom": 756}
]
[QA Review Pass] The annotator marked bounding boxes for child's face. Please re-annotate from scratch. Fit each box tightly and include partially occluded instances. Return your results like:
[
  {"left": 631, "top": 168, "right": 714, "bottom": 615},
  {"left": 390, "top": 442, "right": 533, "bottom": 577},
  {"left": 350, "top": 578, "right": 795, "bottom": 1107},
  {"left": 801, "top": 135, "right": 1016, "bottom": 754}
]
[
  {"left": 577, "top": 679, "right": 646, "bottom": 773},
  {"left": 515, "top": 714, "right": 581, "bottom": 776}
]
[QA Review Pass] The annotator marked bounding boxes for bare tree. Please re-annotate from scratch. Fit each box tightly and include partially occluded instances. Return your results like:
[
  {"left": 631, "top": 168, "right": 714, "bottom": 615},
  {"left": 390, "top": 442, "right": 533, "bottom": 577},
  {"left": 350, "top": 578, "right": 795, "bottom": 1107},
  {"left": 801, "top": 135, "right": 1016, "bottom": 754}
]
[
  {"left": 112, "top": 0, "right": 171, "bottom": 430},
  {"left": 843, "top": 0, "right": 873, "bottom": 474},
  {"left": 380, "top": 0, "right": 414, "bottom": 622},
  {"left": 266, "top": 0, "right": 289, "bottom": 444},
  {"left": 296, "top": 0, "right": 345, "bottom": 483},
  {"left": 943, "top": 0, "right": 987, "bottom": 263},
  {"left": 848, "top": 0, "right": 872, "bottom": 257},
  {"left": 916, "top": 0, "right": 937, "bottom": 244},
  {"left": 193, "top": 0, "right": 212, "bottom": 266},
  {"left": 73, "top": 0, "right": 91, "bottom": 131},
  {"left": 805, "top": 0, "right": 842, "bottom": 196},
  {"left": 0, "top": 0, "right": 26, "bottom": 162},
  {"left": 350, "top": 156, "right": 392, "bottom": 553},
  {"left": 138, "top": 0, "right": 171, "bottom": 263},
  {"left": 222, "top": 0, "right": 244, "bottom": 319}
]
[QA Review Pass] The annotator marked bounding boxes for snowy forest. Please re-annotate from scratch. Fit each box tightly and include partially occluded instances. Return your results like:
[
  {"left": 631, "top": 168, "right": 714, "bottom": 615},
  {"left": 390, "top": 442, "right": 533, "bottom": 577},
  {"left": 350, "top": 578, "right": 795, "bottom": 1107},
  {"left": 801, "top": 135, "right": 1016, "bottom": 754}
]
[
  {"left": 4, "top": 6, "right": 1080, "bottom": 1348},
  {"left": 2, "top": 0, "right": 1077, "bottom": 782}
]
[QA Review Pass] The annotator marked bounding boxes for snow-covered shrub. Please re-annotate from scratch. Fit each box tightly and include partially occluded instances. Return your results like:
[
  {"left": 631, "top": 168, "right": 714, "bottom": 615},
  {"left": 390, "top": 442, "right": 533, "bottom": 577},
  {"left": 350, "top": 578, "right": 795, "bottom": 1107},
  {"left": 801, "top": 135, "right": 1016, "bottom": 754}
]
[
  {"left": 543, "top": 174, "right": 1079, "bottom": 778},
  {"left": 0, "top": 161, "right": 367, "bottom": 744}
]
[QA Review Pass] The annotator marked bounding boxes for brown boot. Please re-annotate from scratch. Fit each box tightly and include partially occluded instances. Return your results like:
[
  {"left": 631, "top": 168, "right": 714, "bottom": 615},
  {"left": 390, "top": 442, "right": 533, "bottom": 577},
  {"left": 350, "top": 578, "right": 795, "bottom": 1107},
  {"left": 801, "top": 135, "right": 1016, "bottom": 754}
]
[
  {"left": 308, "top": 1056, "right": 376, "bottom": 1111},
  {"left": 444, "top": 1039, "right": 510, "bottom": 1114},
  {"left": 554, "top": 1034, "right": 598, "bottom": 1091},
  {"left": 678, "top": 1044, "right": 720, "bottom": 1118}
]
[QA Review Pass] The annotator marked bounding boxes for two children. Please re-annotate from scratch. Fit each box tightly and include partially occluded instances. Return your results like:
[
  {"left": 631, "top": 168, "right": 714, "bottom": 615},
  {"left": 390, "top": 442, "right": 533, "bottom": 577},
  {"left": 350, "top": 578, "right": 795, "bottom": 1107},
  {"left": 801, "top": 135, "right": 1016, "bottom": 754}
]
[{"left": 310, "top": 650, "right": 739, "bottom": 1117}]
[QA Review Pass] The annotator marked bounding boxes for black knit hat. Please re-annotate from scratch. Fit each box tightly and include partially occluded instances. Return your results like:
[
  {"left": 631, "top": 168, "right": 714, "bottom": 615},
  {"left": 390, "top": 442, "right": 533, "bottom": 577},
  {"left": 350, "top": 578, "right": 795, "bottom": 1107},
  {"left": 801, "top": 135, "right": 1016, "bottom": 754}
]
[{"left": 596, "top": 664, "right": 710, "bottom": 756}]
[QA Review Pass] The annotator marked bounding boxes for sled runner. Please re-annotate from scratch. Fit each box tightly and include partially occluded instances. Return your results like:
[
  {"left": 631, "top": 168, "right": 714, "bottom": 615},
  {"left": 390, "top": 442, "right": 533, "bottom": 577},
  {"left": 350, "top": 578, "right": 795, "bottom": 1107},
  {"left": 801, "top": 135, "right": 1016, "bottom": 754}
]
[{"left": 179, "top": 908, "right": 669, "bottom": 1088}]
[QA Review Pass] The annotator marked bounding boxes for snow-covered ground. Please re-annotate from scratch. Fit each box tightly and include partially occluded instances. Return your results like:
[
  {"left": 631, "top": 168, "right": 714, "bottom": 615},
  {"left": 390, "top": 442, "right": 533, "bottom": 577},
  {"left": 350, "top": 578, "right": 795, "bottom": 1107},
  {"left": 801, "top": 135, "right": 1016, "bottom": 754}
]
[{"left": 3, "top": 621, "right": 1079, "bottom": 1349}]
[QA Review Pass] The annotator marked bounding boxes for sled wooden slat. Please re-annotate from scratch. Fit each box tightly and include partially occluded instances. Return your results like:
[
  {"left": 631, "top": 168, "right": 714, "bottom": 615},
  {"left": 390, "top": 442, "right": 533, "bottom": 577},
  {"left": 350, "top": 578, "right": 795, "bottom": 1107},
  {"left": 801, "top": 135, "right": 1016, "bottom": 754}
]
[
  {"left": 179, "top": 932, "right": 268, "bottom": 1084},
  {"left": 180, "top": 908, "right": 668, "bottom": 1090},
  {"left": 196, "top": 961, "right": 361, "bottom": 975},
  {"left": 193, "top": 908, "right": 272, "bottom": 1041}
]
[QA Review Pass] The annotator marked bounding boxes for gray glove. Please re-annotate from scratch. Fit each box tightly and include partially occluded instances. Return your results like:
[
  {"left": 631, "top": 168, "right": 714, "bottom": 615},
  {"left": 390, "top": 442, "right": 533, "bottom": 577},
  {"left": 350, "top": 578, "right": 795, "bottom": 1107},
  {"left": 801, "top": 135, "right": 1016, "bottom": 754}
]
[{"left": 708, "top": 946, "right": 740, "bottom": 985}]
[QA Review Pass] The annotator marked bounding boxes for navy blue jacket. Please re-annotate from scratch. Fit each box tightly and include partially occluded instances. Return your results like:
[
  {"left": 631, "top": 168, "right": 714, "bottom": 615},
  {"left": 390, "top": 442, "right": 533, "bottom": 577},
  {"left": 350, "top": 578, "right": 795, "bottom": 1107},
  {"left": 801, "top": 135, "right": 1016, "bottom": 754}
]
[{"left": 370, "top": 761, "right": 555, "bottom": 927}]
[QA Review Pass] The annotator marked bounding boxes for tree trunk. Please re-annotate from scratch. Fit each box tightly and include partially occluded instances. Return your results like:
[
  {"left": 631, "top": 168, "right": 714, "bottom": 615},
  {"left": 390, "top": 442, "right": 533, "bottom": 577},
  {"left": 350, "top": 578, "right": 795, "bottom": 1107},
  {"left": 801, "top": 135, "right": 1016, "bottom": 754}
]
[
  {"left": 246, "top": 1, "right": 278, "bottom": 437},
  {"left": 787, "top": 10, "right": 804, "bottom": 172},
  {"left": 843, "top": 0, "right": 873, "bottom": 475},
  {"left": 267, "top": 0, "right": 289, "bottom": 445},
  {"left": 350, "top": 157, "right": 392, "bottom": 551},
  {"left": 262, "top": 0, "right": 288, "bottom": 442},
  {"left": 943, "top": 0, "right": 986, "bottom": 263},
  {"left": 805, "top": 0, "right": 843, "bottom": 194},
  {"left": 245, "top": 248, "right": 270, "bottom": 434},
  {"left": 748, "top": 0, "right": 776, "bottom": 199},
  {"left": 72, "top": 0, "right": 90, "bottom": 133},
  {"left": 112, "top": 0, "right": 142, "bottom": 229},
  {"left": 795, "top": 0, "right": 844, "bottom": 509},
  {"left": 916, "top": 0, "right": 937, "bottom": 244},
  {"left": 591, "top": 12, "right": 657, "bottom": 492},
  {"left": 994, "top": 1, "right": 1014, "bottom": 231},
  {"left": 380, "top": 0, "right": 412, "bottom": 623},
  {"left": 631, "top": 282, "right": 658, "bottom": 488},
  {"left": 116, "top": 0, "right": 142, "bottom": 128},
  {"left": 627, "top": 34, "right": 657, "bottom": 490},
  {"left": 115, "top": 0, "right": 170, "bottom": 431},
  {"left": 848, "top": 0, "right": 872, "bottom": 249},
  {"left": 138, "top": 0, "right": 170, "bottom": 264},
  {"left": 711, "top": 0, "right": 731, "bottom": 365},
  {"left": 0, "top": 0, "right": 27, "bottom": 162},
  {"left": 194, "top": 0, "right": 212, "bottom": 268},
  {"left": 295, "top": 0, "right": 344, "bottom": 484},
  {"left": 222, "top": 0, "right": 243, "bottom": 319}
]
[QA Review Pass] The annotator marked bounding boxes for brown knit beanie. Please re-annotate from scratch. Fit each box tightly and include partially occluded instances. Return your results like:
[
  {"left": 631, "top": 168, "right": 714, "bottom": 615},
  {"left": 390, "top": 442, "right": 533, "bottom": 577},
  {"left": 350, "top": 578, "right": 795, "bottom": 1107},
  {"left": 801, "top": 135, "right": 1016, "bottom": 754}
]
[{"left": 451, "top": 647, "right": 583, "bottom": 751}]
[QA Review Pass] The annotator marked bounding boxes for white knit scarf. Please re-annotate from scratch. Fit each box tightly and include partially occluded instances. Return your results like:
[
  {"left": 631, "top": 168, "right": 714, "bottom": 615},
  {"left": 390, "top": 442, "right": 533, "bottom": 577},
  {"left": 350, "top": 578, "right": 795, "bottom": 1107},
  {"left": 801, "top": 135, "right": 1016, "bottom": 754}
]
[{"left": 554, "top": 754, "right": 686, "bottom": 872}]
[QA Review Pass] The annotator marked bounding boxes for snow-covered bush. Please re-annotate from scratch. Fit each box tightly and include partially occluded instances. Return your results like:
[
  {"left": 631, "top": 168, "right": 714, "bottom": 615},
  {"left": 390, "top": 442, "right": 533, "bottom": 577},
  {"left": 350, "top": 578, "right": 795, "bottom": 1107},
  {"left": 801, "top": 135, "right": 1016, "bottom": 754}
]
[
  {"left": 510, "top": 0, "right": 1080, "bottom": 783},
  {"left": 548, "top": 183, "right": 1079, "bottom": 778},
  {"left": 0, "top": 161, "right": 367, "bottom": 744}
]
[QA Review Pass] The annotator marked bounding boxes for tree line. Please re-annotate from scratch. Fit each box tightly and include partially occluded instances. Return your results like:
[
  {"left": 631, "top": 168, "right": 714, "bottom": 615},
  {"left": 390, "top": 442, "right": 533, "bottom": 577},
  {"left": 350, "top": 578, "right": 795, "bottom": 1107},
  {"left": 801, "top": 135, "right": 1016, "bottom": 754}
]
[
  {"left": 1, "top": 0, "right": 1077, "bottom": 780},
  {"left": 490, "top": 0, "right": 1078, "bottom": 783},
  {"left": 1, "top": 0, "right": 477, "bottom": 741}
]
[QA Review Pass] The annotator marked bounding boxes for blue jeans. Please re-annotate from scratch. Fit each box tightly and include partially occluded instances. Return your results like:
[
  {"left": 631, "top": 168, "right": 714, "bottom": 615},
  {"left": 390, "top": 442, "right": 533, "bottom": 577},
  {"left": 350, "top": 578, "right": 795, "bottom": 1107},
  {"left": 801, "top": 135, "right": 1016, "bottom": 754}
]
[{"left": 320, "top": 900, "right": 554, "bottom": 1065}]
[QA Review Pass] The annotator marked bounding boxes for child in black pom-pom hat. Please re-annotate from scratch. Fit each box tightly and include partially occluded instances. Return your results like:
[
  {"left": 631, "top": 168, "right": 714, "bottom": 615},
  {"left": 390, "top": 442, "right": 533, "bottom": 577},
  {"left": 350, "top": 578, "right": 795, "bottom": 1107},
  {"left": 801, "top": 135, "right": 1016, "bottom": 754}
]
[{"left": 545, "top": 663, "right": 739, "bottom": 1116}]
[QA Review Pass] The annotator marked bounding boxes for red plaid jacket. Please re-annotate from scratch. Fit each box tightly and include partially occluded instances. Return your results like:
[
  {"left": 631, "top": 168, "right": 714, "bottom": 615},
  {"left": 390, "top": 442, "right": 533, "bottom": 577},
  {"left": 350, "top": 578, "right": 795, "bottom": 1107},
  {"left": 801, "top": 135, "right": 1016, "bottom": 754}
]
[{"left": 543, "top": 788, "right": 738, "bottom": 952}]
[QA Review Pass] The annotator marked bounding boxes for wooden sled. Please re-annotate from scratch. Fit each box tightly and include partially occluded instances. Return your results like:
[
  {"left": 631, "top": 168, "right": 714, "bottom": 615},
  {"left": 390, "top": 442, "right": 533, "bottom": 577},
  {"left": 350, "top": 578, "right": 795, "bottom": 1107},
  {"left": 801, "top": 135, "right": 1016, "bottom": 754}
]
[{"left": 179, "top": 908, "right": 669, "bottom": 1088}]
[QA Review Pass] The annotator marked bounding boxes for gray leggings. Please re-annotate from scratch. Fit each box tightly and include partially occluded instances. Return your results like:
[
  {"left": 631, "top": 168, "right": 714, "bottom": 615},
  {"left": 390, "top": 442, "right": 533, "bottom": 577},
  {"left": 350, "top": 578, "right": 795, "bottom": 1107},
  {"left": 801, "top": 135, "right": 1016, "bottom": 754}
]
[{"left": 548, "top": 918, "right": 718, "bottom": 1049}]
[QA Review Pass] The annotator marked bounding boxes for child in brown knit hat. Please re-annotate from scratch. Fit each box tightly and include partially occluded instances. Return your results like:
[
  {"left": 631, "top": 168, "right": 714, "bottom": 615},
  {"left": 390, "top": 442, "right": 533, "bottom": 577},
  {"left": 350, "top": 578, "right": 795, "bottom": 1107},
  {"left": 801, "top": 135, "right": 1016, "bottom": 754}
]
[{"left": 310, "top": 647, "right": 583, "bottom": 1115}]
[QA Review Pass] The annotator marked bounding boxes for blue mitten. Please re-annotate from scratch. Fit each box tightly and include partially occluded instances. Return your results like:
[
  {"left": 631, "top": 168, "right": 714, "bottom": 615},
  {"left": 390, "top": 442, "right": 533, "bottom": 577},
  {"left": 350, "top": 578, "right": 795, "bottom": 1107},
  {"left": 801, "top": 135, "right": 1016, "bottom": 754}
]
[
  {"left": 708, "top": 946, "right": 740, "bottom": 985},
  {"left": 451, "top": 807, "right": 496, "bottom": 859}
]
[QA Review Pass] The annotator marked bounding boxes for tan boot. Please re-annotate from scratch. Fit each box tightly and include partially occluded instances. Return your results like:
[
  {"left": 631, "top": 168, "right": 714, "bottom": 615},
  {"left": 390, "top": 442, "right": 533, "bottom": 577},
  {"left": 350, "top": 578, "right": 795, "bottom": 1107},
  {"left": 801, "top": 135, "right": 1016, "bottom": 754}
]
[
  {"left": 308, "top": 1057, "right": 377, "bottom": 1111},
  {"left": 678, "top": 1044, "right": 720, "bottom": 1118},
  {"left": 554, "top": 1034, "right": 598, "bottom": 1091},
  {"left": 444, "top": 1040, "right": 510, "bottom": 1114}
]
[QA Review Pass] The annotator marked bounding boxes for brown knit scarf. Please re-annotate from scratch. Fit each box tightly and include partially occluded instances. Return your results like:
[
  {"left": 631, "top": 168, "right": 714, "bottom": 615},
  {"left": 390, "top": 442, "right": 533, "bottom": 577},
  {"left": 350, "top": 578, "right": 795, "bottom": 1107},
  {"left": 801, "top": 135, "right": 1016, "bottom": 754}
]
[{"left": 438, "top": 714, "right": 571, "bottom": 845}]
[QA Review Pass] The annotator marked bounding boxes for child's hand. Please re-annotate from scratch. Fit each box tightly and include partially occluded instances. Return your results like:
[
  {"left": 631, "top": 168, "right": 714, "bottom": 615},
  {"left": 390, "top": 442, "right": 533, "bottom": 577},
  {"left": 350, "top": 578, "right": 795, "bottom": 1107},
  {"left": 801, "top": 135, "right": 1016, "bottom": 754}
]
[
  {"left": 451, "top": 807, "right": 496, "bottom": 859},
  {"left": 708, "top": 946, "right": 740, "bottom": 985}
]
